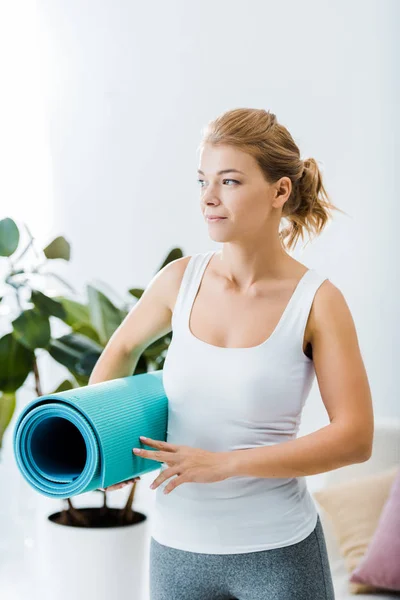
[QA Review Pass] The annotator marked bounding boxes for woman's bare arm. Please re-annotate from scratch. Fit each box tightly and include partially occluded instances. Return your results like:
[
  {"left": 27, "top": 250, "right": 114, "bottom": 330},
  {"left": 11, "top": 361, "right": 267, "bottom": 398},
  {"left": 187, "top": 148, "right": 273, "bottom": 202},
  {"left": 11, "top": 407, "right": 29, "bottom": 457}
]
[
  {"left": 90, "top": 256, "right": 191, "bottom": 492},
  {"left": 88, "top": 256, "right": 190, "bottom": 385}
]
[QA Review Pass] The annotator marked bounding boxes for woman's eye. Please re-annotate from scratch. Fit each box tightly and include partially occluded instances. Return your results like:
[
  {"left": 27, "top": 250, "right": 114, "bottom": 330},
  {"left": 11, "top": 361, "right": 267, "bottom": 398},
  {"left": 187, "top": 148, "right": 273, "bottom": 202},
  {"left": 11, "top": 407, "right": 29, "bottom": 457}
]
[{"left": 196, "top": 179, "right": 239, "bottom": 187}]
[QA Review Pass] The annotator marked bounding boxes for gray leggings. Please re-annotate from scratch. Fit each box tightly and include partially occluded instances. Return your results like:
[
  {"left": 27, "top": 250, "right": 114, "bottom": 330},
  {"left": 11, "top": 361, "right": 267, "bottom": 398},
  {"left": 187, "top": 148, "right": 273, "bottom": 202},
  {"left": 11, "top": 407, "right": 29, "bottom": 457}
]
[{"left": 149, "top": 515, "right": 335, "bottom": 599}]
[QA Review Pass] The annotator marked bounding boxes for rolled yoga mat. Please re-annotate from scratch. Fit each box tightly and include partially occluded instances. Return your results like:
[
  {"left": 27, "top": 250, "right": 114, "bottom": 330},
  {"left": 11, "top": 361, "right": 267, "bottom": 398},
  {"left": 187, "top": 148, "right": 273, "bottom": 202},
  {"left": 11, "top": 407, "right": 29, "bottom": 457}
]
[{"left": 13, "top": 370, "right": 168, "bottom": 499}]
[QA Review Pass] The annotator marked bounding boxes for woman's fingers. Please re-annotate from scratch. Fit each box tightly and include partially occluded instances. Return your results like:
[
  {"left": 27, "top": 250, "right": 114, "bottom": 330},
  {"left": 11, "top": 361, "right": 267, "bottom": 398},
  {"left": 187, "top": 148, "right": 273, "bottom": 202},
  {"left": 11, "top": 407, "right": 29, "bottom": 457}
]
[{"left": 99, "top": 477, "right": 141, "bottom": 492}]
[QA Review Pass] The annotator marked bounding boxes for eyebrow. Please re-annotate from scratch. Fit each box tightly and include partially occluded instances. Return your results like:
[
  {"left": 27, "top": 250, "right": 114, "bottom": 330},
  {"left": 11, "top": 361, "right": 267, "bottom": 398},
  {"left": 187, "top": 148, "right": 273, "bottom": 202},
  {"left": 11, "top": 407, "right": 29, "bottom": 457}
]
[{"left": 197, "top": 168, "right": 246, "bottom": 176}]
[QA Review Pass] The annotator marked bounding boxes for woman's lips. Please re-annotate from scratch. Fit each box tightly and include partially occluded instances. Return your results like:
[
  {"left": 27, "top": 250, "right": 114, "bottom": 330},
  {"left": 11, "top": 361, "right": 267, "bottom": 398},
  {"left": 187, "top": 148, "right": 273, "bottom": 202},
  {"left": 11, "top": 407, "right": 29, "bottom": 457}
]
[{"left": 206, "top": 216, "right": 227, "bottom": 221}]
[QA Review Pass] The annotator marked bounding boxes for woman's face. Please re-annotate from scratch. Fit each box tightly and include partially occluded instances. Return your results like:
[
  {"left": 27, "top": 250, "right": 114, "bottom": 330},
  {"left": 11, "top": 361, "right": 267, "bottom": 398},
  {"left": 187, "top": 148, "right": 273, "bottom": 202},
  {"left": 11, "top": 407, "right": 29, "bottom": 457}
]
[{"left": 197, "top": 143, "right": 290, "bottom": 243}]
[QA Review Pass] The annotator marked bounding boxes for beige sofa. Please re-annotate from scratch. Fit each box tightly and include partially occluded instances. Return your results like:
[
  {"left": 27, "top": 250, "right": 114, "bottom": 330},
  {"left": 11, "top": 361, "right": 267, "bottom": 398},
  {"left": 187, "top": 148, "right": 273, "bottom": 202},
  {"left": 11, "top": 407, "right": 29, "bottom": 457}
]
[{"left": 310, "top": 418, "right": 400, "bottom": 599}]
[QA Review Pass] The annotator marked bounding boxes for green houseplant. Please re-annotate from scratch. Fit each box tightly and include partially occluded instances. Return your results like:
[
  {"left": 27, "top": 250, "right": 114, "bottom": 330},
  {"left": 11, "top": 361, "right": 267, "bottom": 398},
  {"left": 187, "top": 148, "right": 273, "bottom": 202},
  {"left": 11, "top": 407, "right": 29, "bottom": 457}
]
[{"left": 0, "top": 216, "right": 181, "bottom": 527}]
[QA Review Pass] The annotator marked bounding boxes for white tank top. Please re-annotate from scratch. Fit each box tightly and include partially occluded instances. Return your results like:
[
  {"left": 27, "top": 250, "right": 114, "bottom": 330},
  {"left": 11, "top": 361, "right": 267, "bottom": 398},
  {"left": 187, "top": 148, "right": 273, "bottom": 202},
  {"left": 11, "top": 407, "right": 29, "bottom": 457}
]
[{"left": 150, "top": 250, "right": 328, "bottom": 554}]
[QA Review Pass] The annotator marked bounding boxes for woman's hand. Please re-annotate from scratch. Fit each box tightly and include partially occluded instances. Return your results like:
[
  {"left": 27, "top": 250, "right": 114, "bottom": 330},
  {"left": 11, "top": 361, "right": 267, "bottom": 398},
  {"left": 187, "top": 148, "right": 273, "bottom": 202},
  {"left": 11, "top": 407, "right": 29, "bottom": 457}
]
[
  {"left": 133, "top": 435, "right": 230, "bottom": 494},
  {"left": 99, "top": 476, "right": 141, "bottom": 492}
]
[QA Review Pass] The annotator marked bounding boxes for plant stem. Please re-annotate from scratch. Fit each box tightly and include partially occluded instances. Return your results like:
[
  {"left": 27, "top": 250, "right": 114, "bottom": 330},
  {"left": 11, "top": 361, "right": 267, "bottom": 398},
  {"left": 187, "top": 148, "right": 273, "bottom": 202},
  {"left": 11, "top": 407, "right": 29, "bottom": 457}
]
[
  {"left": 32, "top": 353, "right": 43, "bottom": 398},
  {"left": 119, "top": 481, "right": 136, "bottom": 524},
  {"left": 67, "top": 498, "right": 90, "bottom": 526}
]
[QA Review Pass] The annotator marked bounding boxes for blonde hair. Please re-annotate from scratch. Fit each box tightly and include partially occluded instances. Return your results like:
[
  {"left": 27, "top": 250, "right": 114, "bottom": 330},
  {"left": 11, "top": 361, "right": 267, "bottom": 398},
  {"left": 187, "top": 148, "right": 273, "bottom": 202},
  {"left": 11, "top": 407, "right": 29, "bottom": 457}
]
[{"left": 198, "top": 107, "right": 347, "bottom": 252}]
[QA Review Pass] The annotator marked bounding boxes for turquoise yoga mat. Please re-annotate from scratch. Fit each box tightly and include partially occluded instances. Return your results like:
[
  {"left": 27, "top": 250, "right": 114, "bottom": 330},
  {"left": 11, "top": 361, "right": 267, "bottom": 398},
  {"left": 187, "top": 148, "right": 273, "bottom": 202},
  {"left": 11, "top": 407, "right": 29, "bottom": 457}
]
[{"left": 12, "top": 370, "right": 168, "bottom": 499}]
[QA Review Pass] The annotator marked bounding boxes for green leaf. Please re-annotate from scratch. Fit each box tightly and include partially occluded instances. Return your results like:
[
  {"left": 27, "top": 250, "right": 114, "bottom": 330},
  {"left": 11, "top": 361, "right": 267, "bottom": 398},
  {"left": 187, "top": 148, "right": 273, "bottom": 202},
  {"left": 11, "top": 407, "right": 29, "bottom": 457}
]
[
  {"left": 72, "top": 323, "right": 102, "bottom": 345},
  {"left": 43, "top": 236, "right": 71, "bottom": 261},
  {"left": 71, "top": 372, "right": 89, "bottom": 387},
  {"left": 75, "top": 350, "right": 102, "bottom": 377},
  {"left": 0, "top": 333, "right": 34, "bottom": 392},
  {"left": 31, "top": 290, "right": 67, "bottom": 320},
  {"left": 87, "top": 285, "right": 125, "bottom": 345},
  {"left": 12, "top": 308, "right": 51, "bottom": 350},
  {"left": 128, "top": 288, "right": 144, "bottom": 299},
  {"left": 133, "top": 353, "right": 149, "bottom": 375},
  {"left": 0, "top": 391, "right": 16, "bottom": 450},
  {"left": 52, "top": 379, "right": 75, "bottom": 393},
  {"left": 0, "top": 218, "right": 20, "bottom": 257},
  {"left": 143, "top": 336, "right": 170, "bottom": 359},
  {"left": 157, "top": 247, "right": 183, "bottom": 272},
  {"left": 87, "top": 279, "right": 128, "bottom": 311},
  {"left": 47, "top": 332, "right": 103, "bottom": 377},
  {"left": 52, "top": 297, "right": 91, "bottom": 329},
  {"left": 8, "top": 268, "right": 24, "bottom": 277}
]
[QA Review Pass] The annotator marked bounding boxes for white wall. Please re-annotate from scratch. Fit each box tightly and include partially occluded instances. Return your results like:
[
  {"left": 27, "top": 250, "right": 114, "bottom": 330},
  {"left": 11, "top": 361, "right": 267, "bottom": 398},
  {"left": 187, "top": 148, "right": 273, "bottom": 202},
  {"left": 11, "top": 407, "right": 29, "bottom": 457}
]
[
  {"left": 0, "top": 2, "right": 399, "bottom": 593},
  {"left": 32, "top": 0, "right": 399, "bottom": 419}
]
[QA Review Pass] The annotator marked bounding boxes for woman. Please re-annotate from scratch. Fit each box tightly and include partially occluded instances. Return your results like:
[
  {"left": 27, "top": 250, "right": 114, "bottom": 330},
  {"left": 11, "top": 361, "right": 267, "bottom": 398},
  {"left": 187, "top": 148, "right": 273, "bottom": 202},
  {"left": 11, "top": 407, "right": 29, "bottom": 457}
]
[{"left": 91, "top": 108, "right": 374, "bottom": 599}]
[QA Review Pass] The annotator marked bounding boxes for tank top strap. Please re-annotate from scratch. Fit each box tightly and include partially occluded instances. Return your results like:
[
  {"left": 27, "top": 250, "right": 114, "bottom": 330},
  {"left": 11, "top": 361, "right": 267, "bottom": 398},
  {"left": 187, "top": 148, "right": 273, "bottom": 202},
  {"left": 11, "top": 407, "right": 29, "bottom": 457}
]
[
  {"left": 171, "top": 250, "right": 215, "bottom": 331},
  {"left": 280, "top": 268, "right": 329, "bottom": 359}
]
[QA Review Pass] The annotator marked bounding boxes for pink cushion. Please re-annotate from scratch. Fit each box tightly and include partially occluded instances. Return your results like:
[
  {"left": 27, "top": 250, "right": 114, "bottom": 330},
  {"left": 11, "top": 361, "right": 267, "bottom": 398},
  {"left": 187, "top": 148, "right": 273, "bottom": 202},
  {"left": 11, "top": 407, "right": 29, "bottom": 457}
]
[{"left": 349, "top": 466, "right": 400, "bottom": 592}]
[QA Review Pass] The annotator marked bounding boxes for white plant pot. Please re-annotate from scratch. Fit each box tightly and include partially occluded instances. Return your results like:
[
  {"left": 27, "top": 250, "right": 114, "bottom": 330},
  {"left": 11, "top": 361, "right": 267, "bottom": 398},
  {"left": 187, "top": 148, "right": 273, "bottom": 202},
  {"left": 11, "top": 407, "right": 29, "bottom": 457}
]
[{"left": 35, "top": 507, "right": 149, "bottom": 600}]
